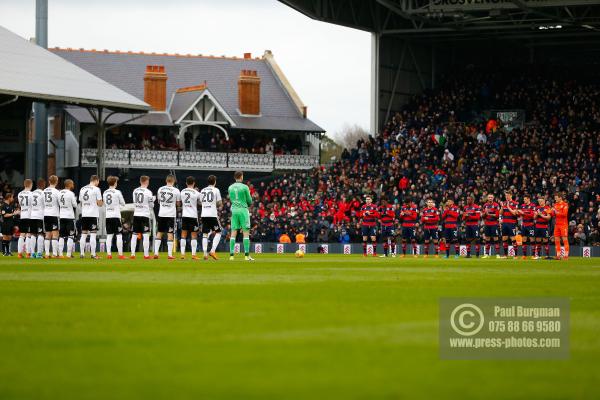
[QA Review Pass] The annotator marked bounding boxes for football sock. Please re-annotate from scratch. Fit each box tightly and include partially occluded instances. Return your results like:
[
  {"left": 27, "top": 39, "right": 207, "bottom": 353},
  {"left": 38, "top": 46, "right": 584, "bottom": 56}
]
[
  {"left": 89, "top": 234, "right": 97, "bottom": 257},
  {"left": 191, "top": 239, "right": 197, "bottom": 256},
  {"left": 80, "top": 233, "right": 88, "bottom": 257},
  {"left": 36, "top": 236, "right": 43, "bottom": 255},
  {"left": 167, "top": 241, "right": 173, "bottom": 257},
  {"left": 554, "top": 238, "right": 562, "bottom": 257},
  {"left": 455, "top": 244, "right": 459, "bottom": 256},
  {"left": 230, "top": 238, "right": 235, "bottom": 255},
  {"left": 17, "top": 236, "right": 24, "bottom": 254},
  {"left": 203, "top": 236, "right": 209, "bottom": 256},
  {"left": 402, "top": 243, "right": 407, "bottom": 255},
  {"left": 503, "top": 242, "right": 509, "bottom": 256},
  {"left": 435, "top": 243, "right": 439, "bottom": 255},
  {"left": 383, "top": 242, "right": 389, "bottom": 256},
  {"left": 58, "top": 238, "right": 64, "bottom": 257},
  {"left": 412, "top": 241, "right": 417, "bottom": 255},
  {"left": 142, "top": 233, "right": 150, "bottom": 257},
  {"left": 512, "top": 241, "right": 519, "bottom": 257},
  {"left": 564, "top": 241, "right": 570, "bottom": 257},
  {"left": 494, "top": 243, "right": 500, "bottom": 255},
  {"left": 130, "top": 234, "right": 138, "bottom": 256},
  {"left": 180, "top": 238, "right": 187, "bottom": 256},
  {"left": 67, "top": 238, "right": 74, "bottom": 258},
  {"left": 544, "top": 244, "right": 550, "bottom": 257},
  {"left": 51, "top": 239, "right": 59, "bottom": 257},
  {"left": 106, "top": 234, "right": 113, "bottom": 255},
  {"left": 243, "top": 238, "right": 250, "bottom": 256},
  {"left": 466, "top": 244, "right": 471, "bottom": 256},
  {"left": 44, "top": 239, "right": 50, "bottom": 256},
  {"left": 211, "top": 233, "right": 221, "bottom": 253},
  {"left": 362, "top": 242, "right": 367, "bottom": 255},
  {"left": 154, "top": 238, "right": 162, "bottom": 256}
]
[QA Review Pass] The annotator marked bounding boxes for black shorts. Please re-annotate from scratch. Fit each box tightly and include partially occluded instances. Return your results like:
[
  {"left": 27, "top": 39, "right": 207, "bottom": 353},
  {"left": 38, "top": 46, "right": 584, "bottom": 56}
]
[
  {"left": 535, "top": 227, "right": 549, "bottom": 239},
  {"left": 484, "top": 225, "right": 499, "bottom": 238},
  {"left": 106, "top": 218, "right": 123, "bottom": 235},
  {"left": 181, "top": 217, "right": 200, "bottom": 233},
  {"left": 501, "top": 224, "right": 517, "bottom": 237},
  {"left": 18, "top": 219, "right": 30, "bottom": 234},
  {"left": 444, "top": 227, "right": 458, "bottom": 241},
  {"left": 201, "top": 217, "right": 222, "bottom": 234},
  {"left": 465, "top": 225, "right": 480, "bottom": 240},
  {"left": 361, "top": 226, "right": 377, "bottom": 237},
  {"left": 133, "top": 216, "right": 151, "bottom": 234},
  {"left": 81, "top": 217, "right": 98, "bottom": 232},
  {"left": 402, "top": 227, "right": 416, "bottom": 239},
  {"left": 522, "top": 226, "right": 535, "bottom": 238},
  {"left": 157, "top": 217, "right": 175, "bottom": 234},
  {"left": 59, "top": 219, "right": 76, "bottom": 238},
  {"left": 381, "top": 226, "right": 395, "bottom": 238},
  {"left": 2, "top": 220, "right": 14, "bottom": 236},
  {"left": 30, "top": 219, "right": 44, "bottom": 235},
  {"left": 423, "top": 228, "right": 439, "bottom": 241},
  {"left": 44, "top": 216, "right": 59, "bottom": 232}
]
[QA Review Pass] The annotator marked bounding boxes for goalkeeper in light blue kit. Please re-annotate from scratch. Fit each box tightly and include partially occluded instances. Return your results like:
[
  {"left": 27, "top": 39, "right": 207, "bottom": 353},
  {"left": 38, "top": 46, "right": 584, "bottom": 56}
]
[{"left": 228, "top": 171, "right": 254, "bottom": 261}]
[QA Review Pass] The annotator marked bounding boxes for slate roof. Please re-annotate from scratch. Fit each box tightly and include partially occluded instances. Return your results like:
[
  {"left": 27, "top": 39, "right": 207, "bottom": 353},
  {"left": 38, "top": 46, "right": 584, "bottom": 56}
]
[
  {"left": 65, "top": 107, "right": 172, "bottom": 126},
  {"left": 52, "top": 48, "right": 324, "bottom": 132},
  {"left": 0, "top": 26, "right": 148, "bottom": 111}
]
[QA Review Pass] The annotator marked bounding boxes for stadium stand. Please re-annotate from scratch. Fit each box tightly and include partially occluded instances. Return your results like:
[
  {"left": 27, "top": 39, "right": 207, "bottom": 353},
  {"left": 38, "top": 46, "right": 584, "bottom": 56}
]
[{"left": 243, "top": 66, "right": 600, "bottom": 245}]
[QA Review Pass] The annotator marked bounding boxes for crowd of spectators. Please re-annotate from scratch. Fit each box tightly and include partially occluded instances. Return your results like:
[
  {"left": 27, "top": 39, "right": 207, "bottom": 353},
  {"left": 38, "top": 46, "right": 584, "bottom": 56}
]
[{"left": 238, "top": 66, "right": 600, "bottom": 245}]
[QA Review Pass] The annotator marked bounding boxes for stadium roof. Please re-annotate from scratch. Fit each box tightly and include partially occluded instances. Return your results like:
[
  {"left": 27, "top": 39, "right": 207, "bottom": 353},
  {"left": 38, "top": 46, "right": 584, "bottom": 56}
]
[
  {"left": 0, "top": 26, "right": 149, "bottom": 111},
  {"left": 52, "top": 48, "right": 324, "bottom": 132},
  {"left": 280, "top": 0, "right": 600, "bottom": 48}
]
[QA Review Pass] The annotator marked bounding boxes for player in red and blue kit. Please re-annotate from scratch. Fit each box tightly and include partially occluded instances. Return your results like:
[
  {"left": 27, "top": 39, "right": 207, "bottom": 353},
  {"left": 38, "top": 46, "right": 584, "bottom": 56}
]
[
  {"left": 482, "top": 194, "right": 501, "bottom": 258},
  {"left": 519, "top": 194, "right": 536, "bottom": 259},
  {"left": 441, "top": 199, "right": 461, "bottom": 258},
  {"left": 399, "top": 199, "right": 419, "bottom": 257},
  {"left": 378, "top": 197, "right": 396, "bottom": 257},
  {"left": 420, "top": 199, "right": 440, "bottom": 257},
  {"left": 360, "top": 195, "right": 380, "bottom": 257},
  {"left": 501, "top": 191, "right": 520, "bottom": 258},
  {"left": 534, "top": 195, "right": 552, "bottom": 260},
  {"left": 462, "top": 196, "right": 482, "bottom": 258}
]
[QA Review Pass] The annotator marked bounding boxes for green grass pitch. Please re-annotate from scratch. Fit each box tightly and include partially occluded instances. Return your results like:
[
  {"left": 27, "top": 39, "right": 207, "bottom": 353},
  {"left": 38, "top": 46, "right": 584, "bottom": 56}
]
[{"left": 0, "top": 254, "right": 599, "bottom": 399}]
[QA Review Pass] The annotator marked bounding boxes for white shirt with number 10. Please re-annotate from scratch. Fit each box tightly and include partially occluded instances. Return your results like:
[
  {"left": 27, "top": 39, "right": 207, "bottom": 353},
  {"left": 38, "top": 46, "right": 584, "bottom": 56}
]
[
  {"left": 133, "top": 187, "right": 155, "bottom": 218},
  {"left": 200, "top": 186, "right": 222, "bottom": 218}
]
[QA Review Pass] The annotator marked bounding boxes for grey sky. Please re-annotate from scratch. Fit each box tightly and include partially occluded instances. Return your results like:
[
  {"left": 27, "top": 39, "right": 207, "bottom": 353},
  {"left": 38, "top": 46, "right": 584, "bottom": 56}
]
[{"left": 0, "top": 0, "right": 371, "bottom": 137}]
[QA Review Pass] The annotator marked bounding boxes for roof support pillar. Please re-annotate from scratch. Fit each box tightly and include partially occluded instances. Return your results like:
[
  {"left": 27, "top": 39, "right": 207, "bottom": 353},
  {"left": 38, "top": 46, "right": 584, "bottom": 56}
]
[{"left": 370, "top": 32, "right": 380, "bottom": 136}]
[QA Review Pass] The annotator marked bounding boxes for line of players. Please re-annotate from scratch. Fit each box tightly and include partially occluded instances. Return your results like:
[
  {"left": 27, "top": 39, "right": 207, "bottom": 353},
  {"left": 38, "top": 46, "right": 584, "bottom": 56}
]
[
  {"left": 359, "top": 191, "right": 570, "bottom": 260},
  {"left": 14, "top": 174, "right": 224, "bottom": 260}
]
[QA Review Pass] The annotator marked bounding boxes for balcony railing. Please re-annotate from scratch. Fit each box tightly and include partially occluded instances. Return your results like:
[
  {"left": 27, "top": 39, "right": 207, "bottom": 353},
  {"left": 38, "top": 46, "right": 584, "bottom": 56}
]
[{"left": 81, "top": 149, "right": 319, "bottom": 171}]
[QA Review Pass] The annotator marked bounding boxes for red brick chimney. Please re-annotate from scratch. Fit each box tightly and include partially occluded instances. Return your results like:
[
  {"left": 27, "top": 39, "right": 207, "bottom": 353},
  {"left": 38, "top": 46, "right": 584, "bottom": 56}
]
[
  {"left": 238, "top": 69, "right": 260, "bottom": 115},
  {"left": 144, "top": 65, "right": 168, "bottom": 111}
]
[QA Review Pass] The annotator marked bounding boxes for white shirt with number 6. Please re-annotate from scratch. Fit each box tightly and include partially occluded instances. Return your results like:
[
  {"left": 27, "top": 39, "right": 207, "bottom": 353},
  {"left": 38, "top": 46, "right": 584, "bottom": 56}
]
[{"left": 79, "top": 185, "right": 102, "bottom": 218}]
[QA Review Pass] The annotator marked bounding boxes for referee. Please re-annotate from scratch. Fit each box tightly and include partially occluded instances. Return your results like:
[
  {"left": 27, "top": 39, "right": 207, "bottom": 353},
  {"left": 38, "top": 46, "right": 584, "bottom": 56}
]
[{"left": 1, "top": 193, "right": 17, "bottom": 256}]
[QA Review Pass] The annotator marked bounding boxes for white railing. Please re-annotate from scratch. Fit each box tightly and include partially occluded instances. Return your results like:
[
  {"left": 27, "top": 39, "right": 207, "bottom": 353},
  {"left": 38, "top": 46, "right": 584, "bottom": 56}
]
[
  {"left": 130, "top": 150, "right": 178, "bottom": 167},
  {"left": 228, "top": 153, "right": 273, "bottom": 171},
  {"left": 275, "top": 154, "right": 319, "bottom": 170},
  {"left": 81, "top": 149, "right": 129, "bottom": 167},
  {"left": 81, "top": 149, "right": 319, "bottom": 171},
  {"left": 179, "top": 151, "right": 227, "bottom": 168}
]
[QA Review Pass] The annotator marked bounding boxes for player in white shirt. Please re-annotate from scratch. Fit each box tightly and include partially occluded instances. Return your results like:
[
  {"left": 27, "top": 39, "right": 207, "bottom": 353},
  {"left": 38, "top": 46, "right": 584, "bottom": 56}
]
[
  {"left": 154, "top": 175, "right": 181, "bottom": 259},
  {"left": 29, "top": 178, "right": 46, "bottom": 258},
  {"left": 200, "top": 175, "right": 223, "bottom": 260},
  {"left": 79, "top": 175, "right": 103, "bottom": 259},
  {"left": 58, "top": 179, "right": 78, "bottom": 258},
  {"left": 131, "top": 175, "right": 155, "bottom": 259},
  {"left": 43, "top": 175, "right": 61, "bottom": 258},
  {"left": 17, "top": 179, "right": 33, "bottom": 258},
  {"left": 103, "top": 176, "right": 126, "bottom": 259},
  {"left": 180, "top": 176, "right": 201, "bottom": 260}
]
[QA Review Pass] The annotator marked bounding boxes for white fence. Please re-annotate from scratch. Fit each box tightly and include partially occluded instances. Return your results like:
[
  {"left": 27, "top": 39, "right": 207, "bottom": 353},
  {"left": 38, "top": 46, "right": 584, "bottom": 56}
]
[{"left": 81, "top": 149, "right": 319, "bottom": 171}]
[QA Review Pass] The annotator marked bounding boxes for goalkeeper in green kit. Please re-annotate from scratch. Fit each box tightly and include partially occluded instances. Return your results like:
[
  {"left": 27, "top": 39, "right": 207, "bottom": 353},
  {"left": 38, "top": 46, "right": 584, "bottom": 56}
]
[{"left": 228, "top": 171, "right": 255, "bottom": 261}]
